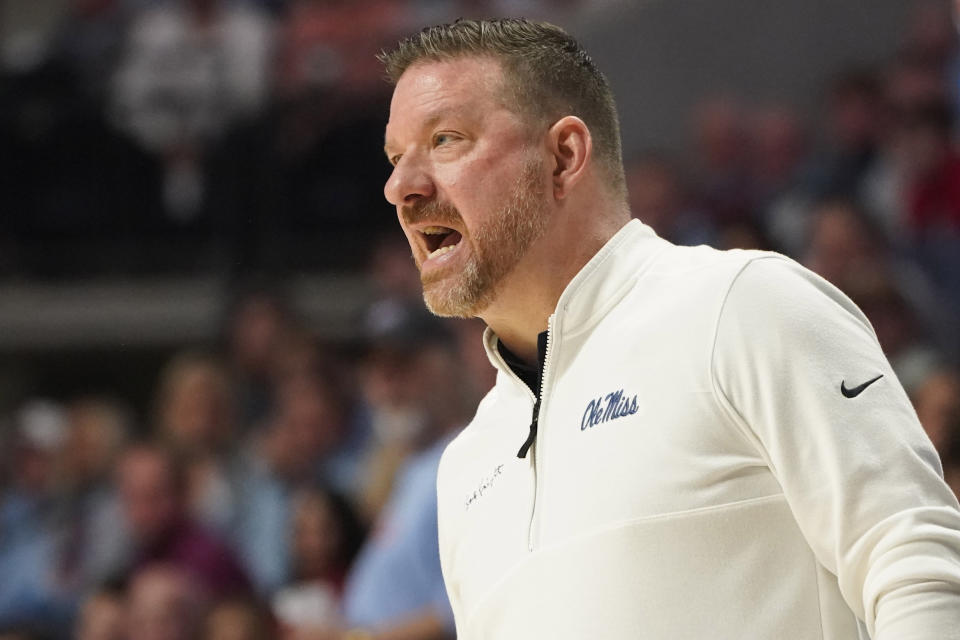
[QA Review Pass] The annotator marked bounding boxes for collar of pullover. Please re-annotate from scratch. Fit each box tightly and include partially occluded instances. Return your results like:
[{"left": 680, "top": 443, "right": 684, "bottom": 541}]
[{"left": 482, "top": 219, "right": 668, "bottom": 385}]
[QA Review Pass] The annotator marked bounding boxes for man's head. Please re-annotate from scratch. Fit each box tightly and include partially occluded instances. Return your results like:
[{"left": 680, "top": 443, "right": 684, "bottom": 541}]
[
  {"left": 116, "top": 443, "right": 186, "bottom": 546},
  {"left": 381, "top": 19, "right": 626, "bottom": 318},
  {"left": 361, "top": 305, "right": 470, "bottom": 443},
  {"left": 381, "top": 19, "right": 625, "bottom": 192},
  {"left": 126, "top": 564, "right": 205, "bottom": 640},
  {"left": 75, "top": 583, "right": 125, "bottom": 640}
]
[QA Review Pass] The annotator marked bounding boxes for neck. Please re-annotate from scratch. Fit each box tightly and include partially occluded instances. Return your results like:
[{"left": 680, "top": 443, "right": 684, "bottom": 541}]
[{"left": 480, "top": 203, "right": 629, "bottom": 363}]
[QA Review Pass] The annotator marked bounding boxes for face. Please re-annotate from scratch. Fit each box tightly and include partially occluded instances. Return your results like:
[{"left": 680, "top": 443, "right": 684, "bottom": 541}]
[
  {"left": 76, "top": 594, "right": 125, "bottom": 640},
  {"left": 127, "top": 568, "right": 199, "bottom": 640},
  {"left": 118, "top": 449, "right": 181, "bottom": 544},
  {"left": 292, "top": 493, "right": 342, "bottom": 579},
  {"left": 161, "top": 363, "right": 232, "bottom": 452},
  {"left": 384, "top": 57, "right": 551, "bottom": 317},
  {"left": 915, "top": 370, "right": 960, "bottom": 453},
  {"left": 205, "top": 602, "right": 263, "bottom": 640}
]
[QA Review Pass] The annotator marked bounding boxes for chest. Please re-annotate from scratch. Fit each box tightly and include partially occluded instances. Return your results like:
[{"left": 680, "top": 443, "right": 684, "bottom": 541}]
[
  {"left": 533, "top": 328, "right": 774, "bottom": 539},
  {"left": 444, "top": 312, "right": 783, "bottom": 605}
]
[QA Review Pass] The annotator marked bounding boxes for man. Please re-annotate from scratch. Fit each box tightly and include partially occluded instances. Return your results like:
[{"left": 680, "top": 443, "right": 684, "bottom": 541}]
[
  {"left": 379, "top": 18, "right": 960, "bottom": 640},
  {"left": 125, "top": 564, "right": 206, "bottom": 640},
  {"left": 116, "top": 443, "right": 251, "bottom": 597},
  {"left": 282, "top": 309, "right": 468, "bottom": 640},
  {"left": 75, "top": 582, "right": 125, "bottom": 640},
  {"left": 340, "top": 309, "right": 471, "bottom": 640}
]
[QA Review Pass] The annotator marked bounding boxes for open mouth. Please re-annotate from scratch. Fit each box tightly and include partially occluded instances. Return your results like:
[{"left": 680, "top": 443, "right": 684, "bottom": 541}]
[{"left": 421, "top": 226, "right": 463, "bottom": 260}]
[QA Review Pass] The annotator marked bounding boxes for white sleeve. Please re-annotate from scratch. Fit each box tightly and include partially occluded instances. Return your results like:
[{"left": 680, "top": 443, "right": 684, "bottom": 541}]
[{"left": 711, "top": 256, "right": 960, "bottom": 640}]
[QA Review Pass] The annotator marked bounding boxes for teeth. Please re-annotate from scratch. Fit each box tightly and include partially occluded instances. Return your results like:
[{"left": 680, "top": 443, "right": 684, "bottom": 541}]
[
  {"left": 428, "top": 244, "right": 457, "bottom": 259},
  {"left": 423, "top": 226, "right": 450, "bottom": 235}
]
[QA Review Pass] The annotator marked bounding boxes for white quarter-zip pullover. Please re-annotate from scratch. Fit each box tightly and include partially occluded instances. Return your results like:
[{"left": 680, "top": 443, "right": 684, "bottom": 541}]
[{"left": 437, "top": 219, "right": 960, "bottom": 639}]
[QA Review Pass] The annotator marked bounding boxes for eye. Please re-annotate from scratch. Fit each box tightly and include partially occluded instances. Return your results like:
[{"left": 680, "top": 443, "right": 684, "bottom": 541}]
[
  {"left": 389, "top": 154, "right": 402, "bottom": 166},
  {"left": 433, "top": 132, "right": 457, "bottom": 147}
]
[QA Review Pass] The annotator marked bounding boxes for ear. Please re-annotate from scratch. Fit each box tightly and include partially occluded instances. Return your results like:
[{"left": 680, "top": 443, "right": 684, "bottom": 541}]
[{"left": 547, "top": 116, "right": 592, "bottom": 200}]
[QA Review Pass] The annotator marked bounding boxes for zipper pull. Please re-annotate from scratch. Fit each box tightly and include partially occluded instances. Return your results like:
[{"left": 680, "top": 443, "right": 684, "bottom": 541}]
[{"left": 517, "top": 397, "right": 541, "bottom": 458}]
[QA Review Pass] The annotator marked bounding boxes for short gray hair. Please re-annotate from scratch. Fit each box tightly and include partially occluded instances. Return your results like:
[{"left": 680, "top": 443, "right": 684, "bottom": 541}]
[{"left": 379, "top": 18, "right": 627, "bottom": 200}]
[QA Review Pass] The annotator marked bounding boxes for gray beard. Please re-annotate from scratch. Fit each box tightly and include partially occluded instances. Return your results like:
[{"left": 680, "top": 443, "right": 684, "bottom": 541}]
[{"left": 421, "top": 154, "right": 549, "bottom": 318}]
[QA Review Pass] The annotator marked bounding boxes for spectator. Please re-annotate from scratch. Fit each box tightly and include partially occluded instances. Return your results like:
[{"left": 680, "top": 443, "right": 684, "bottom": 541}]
[
  {"left": 749, "top": 104, "right": 811, "bottom": 255},
  {"left": 337, "top": 312, "right": 471, "bottom": 640},
  {"left": 624, "top": 155, "right": 714, "bottom": 246},
  {"left": 901, "top": 0, "right": 957, "bottom": 70},
  {"left": 111, "top": 0, "right": 274, "bottom": 219},
  {"left": 749, "top": 104, "right": 807, "bottom": 205},
  {"left": 116, "top": 442, "right": 251, "bottom": 598},
  {"left": 822, "top": 69, "right": 885, "bottom": 199},
  {"left": 912, "top": 366, "right": 960, "bottom": 461},
  {"left": 858, "top": 52, "right": 947, "bottom": 238},
  {"left": 224, "top": 288, "right": 295, "bottom": 432},
  {"left": 57, "top": 397, "right": 131, "bottom": 593},
  {"left": 75, "top": 581, "right": 125, "bottom": 640},
  {"left": 803, "top": 198, "right": 885, "bottom": 291},
  {"left": 689, "top": 96, "right": 754, "bottom": 226},
  {"left": 234, "top": 357, "right": 365, "bottom": 594},
  {"left": 272, "top": 487, "right": 364, "bottom": 631},
  {"left": 802, "top": 198, "right": 948, "bottom": 383},
  {"left": 154, "top": 352, "right": 240, "bottom": 535},
  {"left": 774, "top": 69, "right": 885, "bottom": 256},
  {"left": 273, "top": 316, "right": 467, "bottom": 639},
  {"left": 0, "top": 400, "right": 73, "bottom": 634},
  {"left": 900, "top": 100, "right": 960, "bottom": 234},
  {"left": 277, "top": 337, "right": 370, "bottom": 497},
  {"left": 204, "top": 596, "right": 274, "bottom": 640},
  {"left": 356, "top": 307, "right": 465, "bottom": 522},
  {"left": 126, "top": 564, "right": 207, "bottom": 640}
]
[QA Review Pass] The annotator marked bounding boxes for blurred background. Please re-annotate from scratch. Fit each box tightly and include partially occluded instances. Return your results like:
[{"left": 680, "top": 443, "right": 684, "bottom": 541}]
[{"left": 1, "top": 0, "right": 959, "bottom": 638}]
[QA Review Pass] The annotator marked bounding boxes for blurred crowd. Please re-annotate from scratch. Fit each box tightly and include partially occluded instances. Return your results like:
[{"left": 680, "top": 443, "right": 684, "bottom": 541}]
[
  {"left": 0, "top": 0, "right": 580, "bottom": 276},
  {"left": 2, "top": 0, "right": 960, "bottom": 638},
  {"left": 0, "top": 234, "right": 497, "bottom": 639}
]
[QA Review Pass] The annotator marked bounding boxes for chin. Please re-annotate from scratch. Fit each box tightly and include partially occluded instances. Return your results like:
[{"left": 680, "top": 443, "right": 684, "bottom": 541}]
[
  {"left": 422, "top": 280, "right": 491, "bottom": 319},
  {"left": 422, "top": 292, "right": 476, "bottom": 319}
]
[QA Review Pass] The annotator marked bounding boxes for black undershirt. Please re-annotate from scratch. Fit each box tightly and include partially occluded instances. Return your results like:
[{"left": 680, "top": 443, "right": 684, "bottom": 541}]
[{"left": 497, "top": 331, "right": 548, "bottom": 458}]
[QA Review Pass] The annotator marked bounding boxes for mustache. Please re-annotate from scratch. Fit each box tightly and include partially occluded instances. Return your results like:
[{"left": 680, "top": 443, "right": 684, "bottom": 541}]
[{"left": 401, "top": 198, "right": 463, "bottom": 228}]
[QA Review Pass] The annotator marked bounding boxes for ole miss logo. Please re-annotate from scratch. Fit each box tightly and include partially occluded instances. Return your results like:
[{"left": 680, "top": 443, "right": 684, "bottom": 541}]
[{"left": 581, "top": 389, "right": 639, "bottom": 430}]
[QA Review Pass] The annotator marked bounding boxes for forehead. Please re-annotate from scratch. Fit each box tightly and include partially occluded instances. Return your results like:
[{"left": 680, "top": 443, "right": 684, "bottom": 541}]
[{"left": 385, "top": 57, "right": 509, "bottom": 138}]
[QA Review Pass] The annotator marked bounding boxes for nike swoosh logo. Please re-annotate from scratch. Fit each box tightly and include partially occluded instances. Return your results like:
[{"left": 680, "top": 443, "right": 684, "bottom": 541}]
[{"left": 840, "top": 374, "right": 884, "bottom": 398}]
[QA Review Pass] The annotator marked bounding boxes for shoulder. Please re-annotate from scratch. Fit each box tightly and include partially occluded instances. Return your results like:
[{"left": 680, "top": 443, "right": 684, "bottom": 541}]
[
  {"left": 626, "top": 241, "right": 783, "bottom": 308},
  {"left": 644, "top": 244, "right": 867, "bottom": 329},
  {"left": 615, "top": 243, "right": 790, "bottom": 332},
  {"left": 716, "top": 254, "right": 872, "bottom": 335},
  {"left": 648, "top": 241, "right": 771, "bottom": 279},
  {"left": 710, "top": 254, "right": 881, "bottom": 384}
]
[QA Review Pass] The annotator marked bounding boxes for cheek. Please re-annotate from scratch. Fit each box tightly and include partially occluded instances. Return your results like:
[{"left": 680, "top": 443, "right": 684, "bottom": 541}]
[{"left": 435, "top": 152, "right": 520, "bottom": 217}]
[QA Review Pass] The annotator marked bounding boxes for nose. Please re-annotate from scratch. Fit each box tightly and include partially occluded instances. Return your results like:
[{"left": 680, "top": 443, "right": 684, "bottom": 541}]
[{"left": 384, "top": 154, "right": 434, "bottom": 207}]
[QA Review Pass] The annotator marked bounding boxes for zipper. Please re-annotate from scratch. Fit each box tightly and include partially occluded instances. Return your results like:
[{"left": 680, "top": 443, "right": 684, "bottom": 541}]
[
  {"left": 526, "top": 313, "right": 557, "bottom": 551},
  {"left": 516, "top": 396, "right": 539, "bottom": 458}
]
